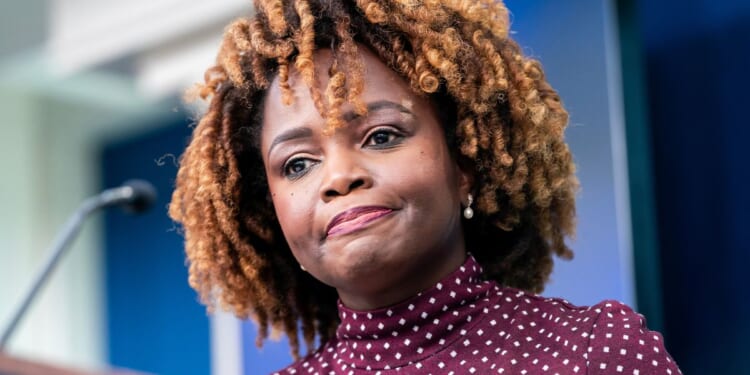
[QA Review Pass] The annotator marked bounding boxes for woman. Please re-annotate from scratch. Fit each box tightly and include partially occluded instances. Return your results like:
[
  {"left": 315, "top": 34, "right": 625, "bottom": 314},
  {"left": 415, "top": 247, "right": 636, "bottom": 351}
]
[{"left": 169, "top": 0, "right": 681, "bottom": 373}]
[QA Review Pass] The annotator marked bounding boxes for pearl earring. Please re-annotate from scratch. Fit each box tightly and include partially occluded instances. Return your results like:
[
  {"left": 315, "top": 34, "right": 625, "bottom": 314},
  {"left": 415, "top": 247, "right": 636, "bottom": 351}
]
[
  {"left": 300, "top": 264, "right": 307, "bottom": 272},
  {"left": 463, "top": 194, "right": 474, "bottom": 219}
]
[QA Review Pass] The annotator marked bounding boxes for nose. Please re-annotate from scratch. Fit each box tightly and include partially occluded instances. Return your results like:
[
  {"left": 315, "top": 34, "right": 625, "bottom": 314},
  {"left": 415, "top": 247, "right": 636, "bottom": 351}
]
[{"left": 319, "top": 152, "right": 373, "bottom": 201}]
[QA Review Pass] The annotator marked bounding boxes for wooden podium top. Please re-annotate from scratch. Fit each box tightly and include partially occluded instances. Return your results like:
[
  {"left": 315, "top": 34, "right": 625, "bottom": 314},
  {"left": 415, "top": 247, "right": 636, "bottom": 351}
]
[{"left": 0, "top": 353, "right": 150, "bottom": 375}]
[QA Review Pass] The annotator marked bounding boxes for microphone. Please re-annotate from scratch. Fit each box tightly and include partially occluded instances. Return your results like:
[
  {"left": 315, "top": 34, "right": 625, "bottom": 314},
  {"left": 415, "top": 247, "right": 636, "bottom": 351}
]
[
  {"left": 0, "top": 180, "right": 157, "bottom": 350},
  {"left": 98, "top": 179, "right": 158, "bottom": 214}
]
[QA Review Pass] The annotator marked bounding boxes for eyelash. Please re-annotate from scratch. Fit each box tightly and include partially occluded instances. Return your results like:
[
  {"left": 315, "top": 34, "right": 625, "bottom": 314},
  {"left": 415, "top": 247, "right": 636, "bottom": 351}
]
[
  {"left": 363, "top": 127, "right": 404, "bottom": 148},
  {"left": 281, "top": 127, "right": 405, "bottom": 179},
  {"left": 283, "top": 157, "right": 316, "bottom": 179}
]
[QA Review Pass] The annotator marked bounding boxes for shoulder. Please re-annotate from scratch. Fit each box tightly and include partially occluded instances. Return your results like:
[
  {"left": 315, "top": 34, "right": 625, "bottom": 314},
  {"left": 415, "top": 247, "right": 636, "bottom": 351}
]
[
  {"left": 270, "top": 339, "right": 338, "bottom": 375},
  {"left": 491, "top": 287, "right": 681, "bottom": 374},
  {"left": 584, "top": 300, "right": 682, "bottom": 374},
  {"left": 491, "top": 286, "right": 610, "bottom": 327},
  {"left": 483, "top": 287, "right": 618, "bottom": 364}
]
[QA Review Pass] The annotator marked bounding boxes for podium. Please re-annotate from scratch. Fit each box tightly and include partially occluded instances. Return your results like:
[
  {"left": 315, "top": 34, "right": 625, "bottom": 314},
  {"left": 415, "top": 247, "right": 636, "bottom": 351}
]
[{"left": 0, "top": 353, "right": 150, "bottom": 375}]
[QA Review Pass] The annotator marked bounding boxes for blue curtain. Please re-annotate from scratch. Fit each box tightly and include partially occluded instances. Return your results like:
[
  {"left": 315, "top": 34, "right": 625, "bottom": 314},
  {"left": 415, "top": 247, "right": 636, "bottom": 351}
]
[{"left": 635, "top": 0, "right": 750, "bottom": 372}]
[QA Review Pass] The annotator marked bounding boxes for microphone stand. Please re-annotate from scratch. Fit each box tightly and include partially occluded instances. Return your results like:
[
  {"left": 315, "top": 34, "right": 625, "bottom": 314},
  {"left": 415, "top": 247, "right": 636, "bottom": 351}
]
[{"left": 0, "top": 184, "right": 153, "bottom": 350}]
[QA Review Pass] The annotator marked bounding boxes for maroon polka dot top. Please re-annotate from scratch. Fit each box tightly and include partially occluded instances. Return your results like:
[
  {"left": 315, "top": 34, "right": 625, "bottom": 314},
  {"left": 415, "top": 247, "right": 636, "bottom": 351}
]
[{"left": 273, "top": 255, "right": 681, "bottom": 374}]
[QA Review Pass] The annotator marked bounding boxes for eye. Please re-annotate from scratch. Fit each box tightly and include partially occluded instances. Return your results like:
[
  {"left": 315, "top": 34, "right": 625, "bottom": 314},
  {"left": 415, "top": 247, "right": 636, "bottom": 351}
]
[
  {"left": 364, "top": 128, "right": 402, "bottom": 148},
  {"left": 283, "top": 157, "right": 315, "bottom": 179}
]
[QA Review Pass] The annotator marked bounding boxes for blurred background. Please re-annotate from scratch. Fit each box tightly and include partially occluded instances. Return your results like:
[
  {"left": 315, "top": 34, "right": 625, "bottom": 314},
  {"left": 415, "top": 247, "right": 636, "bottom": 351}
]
[{"left": 0, "top": 0, "right": 747, "bottom": 374}]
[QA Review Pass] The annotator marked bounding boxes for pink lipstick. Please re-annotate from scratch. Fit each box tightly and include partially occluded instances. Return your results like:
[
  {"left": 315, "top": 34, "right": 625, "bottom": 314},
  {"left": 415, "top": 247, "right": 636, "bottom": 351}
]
[{"left": 326, "top": 206, "right": 394, "bottom": 237}]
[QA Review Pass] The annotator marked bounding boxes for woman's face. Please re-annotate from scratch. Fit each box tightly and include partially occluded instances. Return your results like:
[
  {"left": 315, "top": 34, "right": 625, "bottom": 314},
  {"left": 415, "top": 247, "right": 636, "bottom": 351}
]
[{"left": 261, "top": 47, "right": 470, "bottom": 310}]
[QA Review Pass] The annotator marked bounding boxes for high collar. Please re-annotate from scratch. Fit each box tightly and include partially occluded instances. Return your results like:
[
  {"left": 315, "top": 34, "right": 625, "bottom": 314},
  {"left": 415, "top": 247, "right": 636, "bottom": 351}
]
[{"left": 334, "top": 255, "right": 494, "bottom": 370}]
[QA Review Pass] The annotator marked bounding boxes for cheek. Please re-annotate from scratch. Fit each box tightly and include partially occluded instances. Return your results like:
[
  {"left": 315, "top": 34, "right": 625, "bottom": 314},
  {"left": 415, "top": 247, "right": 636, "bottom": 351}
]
[
  {"left": 272, "top": 191, "right": 299, "bottom": 226},
  {"left": 270, "top": 185, "right": 316, "bottom": 247},
  {"left": 418, "top": 140, "right": 457, "bottom": 186},
  {"left": 389, "top": 143, "right": 459, "bottom": 206}
]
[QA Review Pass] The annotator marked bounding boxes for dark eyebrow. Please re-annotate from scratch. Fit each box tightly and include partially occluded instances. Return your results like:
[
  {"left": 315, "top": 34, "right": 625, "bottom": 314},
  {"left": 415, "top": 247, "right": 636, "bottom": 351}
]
[
  {"left": 267, "top": 126, "right": 313, "bottom": 159},
  {"left": 341, "top": 100, "right": 413, "bottom": 122},
  {"left": 266, "top": 100, "right": 414, "bottom": 159}
]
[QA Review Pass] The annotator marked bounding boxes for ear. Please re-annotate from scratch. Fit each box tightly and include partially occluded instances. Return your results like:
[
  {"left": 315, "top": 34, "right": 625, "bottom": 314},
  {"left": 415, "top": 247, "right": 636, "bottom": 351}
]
[{"left": 455, "top": 155, "right": 475, "bottom": 203}]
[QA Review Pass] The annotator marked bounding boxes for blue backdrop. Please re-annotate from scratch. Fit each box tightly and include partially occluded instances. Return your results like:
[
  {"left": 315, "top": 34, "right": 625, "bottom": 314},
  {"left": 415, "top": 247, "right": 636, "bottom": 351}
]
[
  {"left": 103, "top": 122, "right": 210, "bottom": 375},
  {"left": 635, "top": 0, "right": 750, "bottom": 372}
]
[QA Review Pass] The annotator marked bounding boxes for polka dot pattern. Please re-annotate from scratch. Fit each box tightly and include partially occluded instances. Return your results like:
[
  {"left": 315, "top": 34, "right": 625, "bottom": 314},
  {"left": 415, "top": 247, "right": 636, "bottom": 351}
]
[{"left": 272, "top": 256, "right": 681, "bottom": 374}]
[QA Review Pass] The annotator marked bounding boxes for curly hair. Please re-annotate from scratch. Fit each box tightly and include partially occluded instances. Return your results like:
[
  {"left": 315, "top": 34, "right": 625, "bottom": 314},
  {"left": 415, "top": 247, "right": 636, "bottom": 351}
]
[{"left": 169, "top": 0, "right": 578, "bottom": 359}]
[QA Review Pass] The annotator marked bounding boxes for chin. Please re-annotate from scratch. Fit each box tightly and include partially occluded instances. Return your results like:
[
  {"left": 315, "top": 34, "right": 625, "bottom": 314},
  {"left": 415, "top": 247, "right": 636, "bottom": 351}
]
[{"left": 326, "top": 238, "right": 397, "bottom": 280}]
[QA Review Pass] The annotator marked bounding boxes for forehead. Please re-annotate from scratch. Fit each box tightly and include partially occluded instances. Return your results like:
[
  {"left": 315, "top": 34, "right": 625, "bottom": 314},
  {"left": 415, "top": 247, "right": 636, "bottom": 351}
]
[{"left": 260, "top": 47, "right": 421, "bottom": 148}]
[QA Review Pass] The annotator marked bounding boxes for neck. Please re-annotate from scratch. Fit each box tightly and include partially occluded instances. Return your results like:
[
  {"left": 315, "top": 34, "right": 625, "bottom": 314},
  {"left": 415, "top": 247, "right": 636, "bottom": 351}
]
[
  {"left": 337, "top": 249, "right": 467, "bottom": 310},
  {"left": 334, "top": 254, "right": 493, "bottom": 370}
]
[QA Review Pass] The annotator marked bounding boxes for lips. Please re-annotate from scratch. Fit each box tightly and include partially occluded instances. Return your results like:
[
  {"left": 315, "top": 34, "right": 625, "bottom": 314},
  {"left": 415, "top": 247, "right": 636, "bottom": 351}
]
[{"left": 326, "top": 206, "right": 394, "bottom": 237}]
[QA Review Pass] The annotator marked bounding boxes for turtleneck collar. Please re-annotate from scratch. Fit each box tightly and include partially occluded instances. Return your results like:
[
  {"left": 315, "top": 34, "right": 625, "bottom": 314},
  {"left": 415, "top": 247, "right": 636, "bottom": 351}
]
[{"left": 334, "top": 255, "right": 494, "bottom": 370}]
